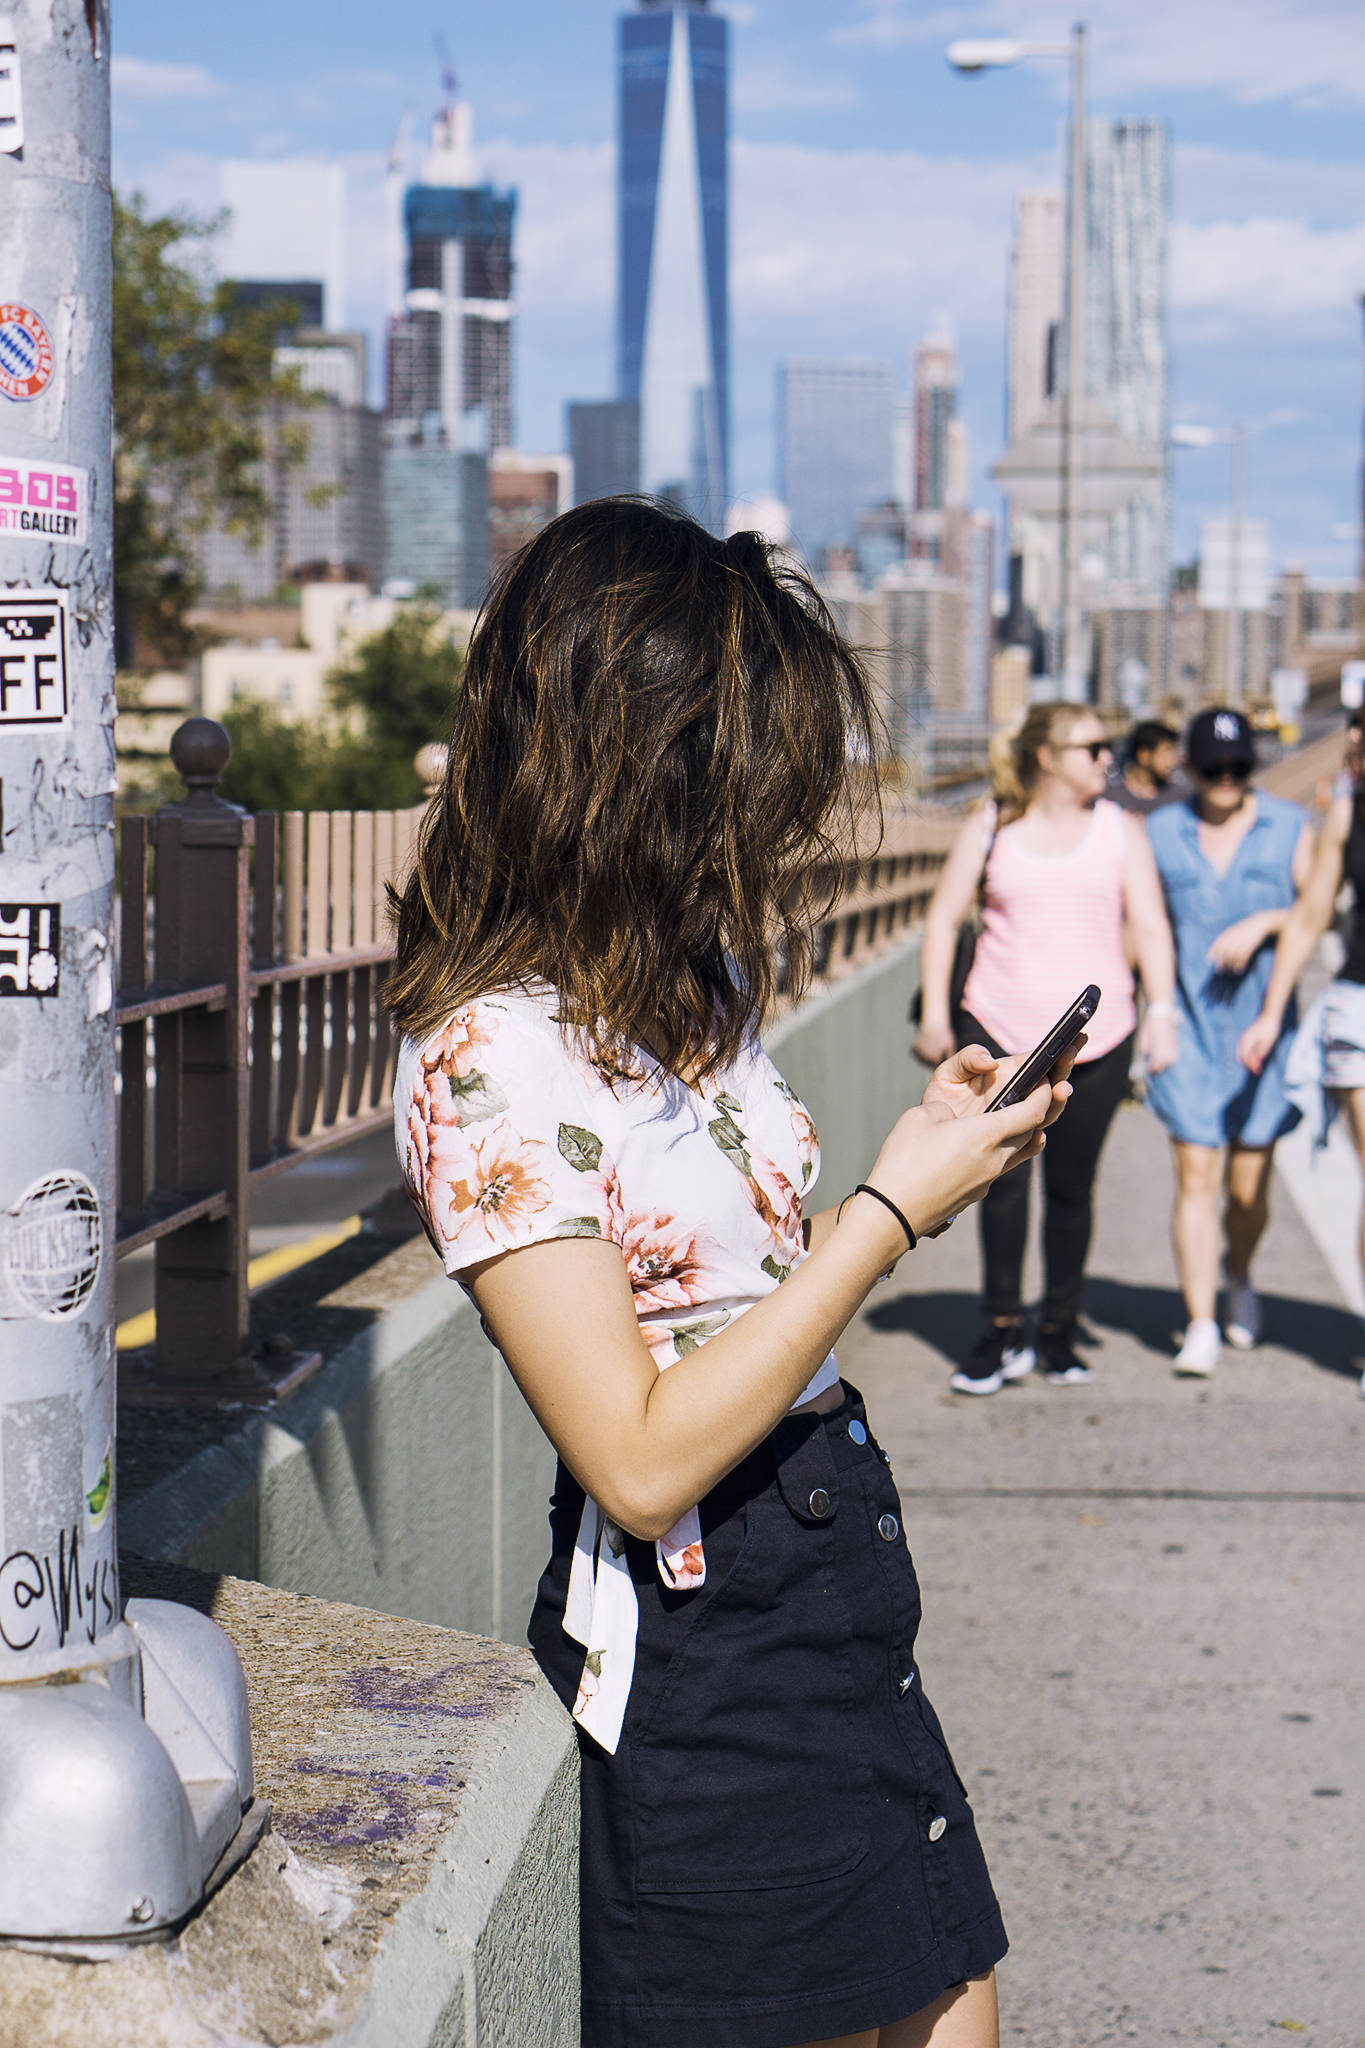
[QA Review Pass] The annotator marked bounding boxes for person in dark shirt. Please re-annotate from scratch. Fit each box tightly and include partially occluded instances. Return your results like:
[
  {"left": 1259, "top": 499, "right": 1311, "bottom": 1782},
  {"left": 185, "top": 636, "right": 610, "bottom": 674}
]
[{"left": 1107, "top": 719, "right": 1184, "bottom": 815}]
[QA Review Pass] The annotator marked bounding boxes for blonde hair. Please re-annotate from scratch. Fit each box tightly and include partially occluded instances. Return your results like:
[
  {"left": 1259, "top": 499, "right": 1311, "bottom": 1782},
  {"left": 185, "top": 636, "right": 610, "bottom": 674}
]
[{"left": 989, "top": 700, "right": 1093, "bottom": 818}]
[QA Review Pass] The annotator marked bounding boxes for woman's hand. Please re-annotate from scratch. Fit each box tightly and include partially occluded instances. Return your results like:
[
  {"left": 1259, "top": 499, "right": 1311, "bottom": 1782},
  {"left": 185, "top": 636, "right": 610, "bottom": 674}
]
[
  {"left": 1206, "top": 910, "right": 1277, "bottom": 975},
  {"left": 1139, "top": 1009, "right": 1179, "bottom": 1075},
  {"left": 864, "top": 1074, "right": 1066, "bottom": 1243},
  {"left": 1237, "top": 1009, "right": 1281, "bottom": 1074},
  {"left": 924, "top": 1039, "right": 1081, "bottom": 1124},
  {"left": 912, "top": 1017, "right": 957, "bottom": 1067}
]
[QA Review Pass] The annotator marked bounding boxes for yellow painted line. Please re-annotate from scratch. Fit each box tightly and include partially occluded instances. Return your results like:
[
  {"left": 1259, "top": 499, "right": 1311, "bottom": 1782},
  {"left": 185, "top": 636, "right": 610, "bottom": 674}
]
[{"left": 115, "top": 1214, "right": 363, "bottom": 1353}]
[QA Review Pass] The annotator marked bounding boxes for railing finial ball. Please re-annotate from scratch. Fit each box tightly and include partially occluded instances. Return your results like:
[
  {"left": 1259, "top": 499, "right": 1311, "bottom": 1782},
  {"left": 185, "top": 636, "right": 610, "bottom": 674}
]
[{"left": 170, "top": 717, "right": 233, "bottom": 799}]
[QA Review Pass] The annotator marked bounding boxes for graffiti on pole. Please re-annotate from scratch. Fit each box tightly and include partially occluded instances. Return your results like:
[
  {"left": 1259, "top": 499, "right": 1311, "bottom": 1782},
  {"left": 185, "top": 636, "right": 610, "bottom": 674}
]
[
  {"left": 0, "top": 302, "right": 53, "bottom": 403},
  {"left": 0, "top": 1171, "right": 102, "bottom": 1321},
  {"left": 0, "top": 588, "right": 69, "bottom": 726},
  {"left": 0, "top": 903, "right": 59, "bottom": 997},
  {"left": 0, "top": 457, "right": 87, "bottom": 544},
  {"left": 0, "top": 22, "right": 21, "bottom": 157}
]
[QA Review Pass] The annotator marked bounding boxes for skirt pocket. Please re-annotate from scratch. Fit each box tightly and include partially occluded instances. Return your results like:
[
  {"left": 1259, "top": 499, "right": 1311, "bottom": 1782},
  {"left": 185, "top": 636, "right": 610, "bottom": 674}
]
[{"left": 629, "top": 1494, "right": 872, "bottom": 1895}]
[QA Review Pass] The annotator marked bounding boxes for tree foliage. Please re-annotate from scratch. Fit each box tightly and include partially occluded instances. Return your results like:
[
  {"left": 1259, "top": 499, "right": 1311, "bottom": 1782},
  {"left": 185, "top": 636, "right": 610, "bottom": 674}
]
[
  {"left": 112, "top": 192, "right": 300, "bottom": 665},
  {"left": 215, "top": 610, "right": 464, "bottom": 815}
]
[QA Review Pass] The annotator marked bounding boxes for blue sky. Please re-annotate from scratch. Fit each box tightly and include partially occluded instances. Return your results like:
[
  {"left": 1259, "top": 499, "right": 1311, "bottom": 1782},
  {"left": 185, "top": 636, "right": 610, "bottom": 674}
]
[{"left": 112, "top": 0, "right": 1365, "bottom": 577}]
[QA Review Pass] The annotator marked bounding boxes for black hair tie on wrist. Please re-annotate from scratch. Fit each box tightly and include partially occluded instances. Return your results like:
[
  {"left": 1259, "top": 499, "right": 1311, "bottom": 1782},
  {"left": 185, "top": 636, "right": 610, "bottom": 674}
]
[{"left": 838, "top": 1182, "right": 918, "bottom": 1252}]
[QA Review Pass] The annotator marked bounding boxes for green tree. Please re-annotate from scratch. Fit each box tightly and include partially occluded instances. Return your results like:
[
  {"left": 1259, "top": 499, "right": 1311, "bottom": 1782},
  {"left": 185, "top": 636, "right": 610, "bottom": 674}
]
[
  {"left": 214, "top": 607, "right": 463, "bottom": 814},
  {"left": 325, "top": 607, "right": 465, "bottom": 804},
  {"left": 112, "top": 192, "right": 302, "bottom": 665}
]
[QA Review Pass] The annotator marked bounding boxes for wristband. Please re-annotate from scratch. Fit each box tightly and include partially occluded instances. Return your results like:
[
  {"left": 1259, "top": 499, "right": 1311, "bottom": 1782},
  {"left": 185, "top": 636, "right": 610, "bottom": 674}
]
[
  {"left": 1146, "top": 1002, "right": 1177, "bottom": 1019},
  {"left": 838, "top": 1182, "right": 918, "bottom": 1253}
]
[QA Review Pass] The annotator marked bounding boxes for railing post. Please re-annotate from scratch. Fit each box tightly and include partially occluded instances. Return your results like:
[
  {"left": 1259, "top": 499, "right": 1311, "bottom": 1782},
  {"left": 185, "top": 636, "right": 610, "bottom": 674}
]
[{"left": 150, "top": 720, "right": 254, "bottom": 1379}]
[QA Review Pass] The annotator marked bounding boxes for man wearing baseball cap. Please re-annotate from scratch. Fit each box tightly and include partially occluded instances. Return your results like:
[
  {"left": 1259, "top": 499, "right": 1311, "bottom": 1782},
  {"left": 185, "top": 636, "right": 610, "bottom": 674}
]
[{"left": 1142, "top": 706, "right": 1314, "bottom": 1375}]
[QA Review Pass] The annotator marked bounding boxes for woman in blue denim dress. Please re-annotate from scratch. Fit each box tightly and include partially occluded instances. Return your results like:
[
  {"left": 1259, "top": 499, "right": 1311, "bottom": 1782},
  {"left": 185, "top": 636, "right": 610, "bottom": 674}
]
[{"left": 1145, "top": 708, "right": 1314, "bottom": 1377}]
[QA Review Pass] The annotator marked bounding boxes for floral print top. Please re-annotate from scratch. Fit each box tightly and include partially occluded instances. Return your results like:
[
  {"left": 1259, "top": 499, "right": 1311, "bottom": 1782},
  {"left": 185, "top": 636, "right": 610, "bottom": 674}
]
[{"left": 394, "top": 981, "right": 835, "bottom": 1752}]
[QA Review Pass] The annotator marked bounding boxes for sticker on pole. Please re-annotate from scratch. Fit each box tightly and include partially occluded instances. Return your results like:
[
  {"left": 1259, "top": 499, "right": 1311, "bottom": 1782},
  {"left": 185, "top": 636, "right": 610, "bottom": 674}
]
[
  {"left": 0, "top": 458, "right": 87, "bottom": 544},
  {"left": 0, "top": 303, "right": 54, "bottom": 403},
  {"left": 0, "top": 1171, "right": 102, "bottom": 1321},
  {"left": 0, "top": 588, "right": 68, "bottom": 727},
  {"left": 0, "top": 903, "right": 59, "bottom": 996}
]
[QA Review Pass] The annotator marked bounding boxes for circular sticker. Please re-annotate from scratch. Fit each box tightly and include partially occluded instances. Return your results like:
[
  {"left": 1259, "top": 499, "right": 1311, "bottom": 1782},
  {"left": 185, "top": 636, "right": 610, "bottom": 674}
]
[
  {"left": 0, "top": 304, "right": 55, "bottom": 403},
  {"left": 3, "top": 1172, "right": 102, "bottom": 1319}
]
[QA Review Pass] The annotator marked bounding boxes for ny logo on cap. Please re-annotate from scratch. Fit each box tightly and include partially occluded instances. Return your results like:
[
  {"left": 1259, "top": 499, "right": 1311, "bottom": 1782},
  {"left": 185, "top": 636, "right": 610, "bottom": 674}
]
[{"left": 1213, "top": 713, "right": 1241, "bottom": 742}]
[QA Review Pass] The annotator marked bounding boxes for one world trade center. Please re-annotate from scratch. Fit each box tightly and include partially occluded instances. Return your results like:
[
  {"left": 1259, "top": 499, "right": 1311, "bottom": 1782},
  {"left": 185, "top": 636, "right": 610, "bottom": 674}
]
[{"left": 617, "top": 0, "right": 729, "bottom": 528}]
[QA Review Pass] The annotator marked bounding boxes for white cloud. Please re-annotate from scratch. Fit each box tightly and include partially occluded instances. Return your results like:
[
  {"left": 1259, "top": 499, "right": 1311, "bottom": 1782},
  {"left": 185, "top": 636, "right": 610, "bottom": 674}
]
[
  {"left": 1171, "top": 216, "right": 1365, "bottom": 337},
  {"left": 832, "top": 0, "right": 1365, "bottom": 108},
  {"left": 111, "top": 56, "right": 223, "bottom": 103}
]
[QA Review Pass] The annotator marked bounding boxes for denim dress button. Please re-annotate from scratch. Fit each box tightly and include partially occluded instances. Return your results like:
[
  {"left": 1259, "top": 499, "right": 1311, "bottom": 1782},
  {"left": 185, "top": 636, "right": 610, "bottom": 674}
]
[
  {"left": 808, "top": 1487, "right": 832, "bottom": 1519},
  {"left": 848, "top": 1419, "right": 867, "bottom": 1445},
  {"left": 928, "top": 1815, "right": 947, "bottom": 1842},
  {"left": 877, "top": 1513, "right": 900, "bottom": 1542}
]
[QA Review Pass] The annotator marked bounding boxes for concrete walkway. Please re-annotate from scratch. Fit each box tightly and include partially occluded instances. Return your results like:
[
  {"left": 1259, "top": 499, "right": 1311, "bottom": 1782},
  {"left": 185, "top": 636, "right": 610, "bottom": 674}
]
[{"left": 841, "top": 1096, "right": 1365, "bottom": 2048}]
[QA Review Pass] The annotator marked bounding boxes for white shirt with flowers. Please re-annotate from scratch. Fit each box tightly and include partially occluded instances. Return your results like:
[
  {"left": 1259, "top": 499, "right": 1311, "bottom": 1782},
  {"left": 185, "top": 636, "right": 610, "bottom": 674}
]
[{"left": 394, "top": 982, "right": 836, "bottom": 1753}]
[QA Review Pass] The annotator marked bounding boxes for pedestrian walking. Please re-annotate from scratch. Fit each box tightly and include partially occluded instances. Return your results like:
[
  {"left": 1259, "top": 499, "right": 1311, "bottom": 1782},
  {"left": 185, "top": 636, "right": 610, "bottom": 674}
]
[
  {"left": 1106, "top": 717, "right": 1185, "bottom": 815},
  {"left": 388, "top": 501, "right": 1075, "bottom": 2048},
  {"left": 1239, "top": 712, "right": 1365, "bottom": 1394},
  {"left": 1144, "top": 707, "right": 1315, "bottom": 1377},
  {"left": 915, "top": 701, "right": 1177, "bottom": 1393}
]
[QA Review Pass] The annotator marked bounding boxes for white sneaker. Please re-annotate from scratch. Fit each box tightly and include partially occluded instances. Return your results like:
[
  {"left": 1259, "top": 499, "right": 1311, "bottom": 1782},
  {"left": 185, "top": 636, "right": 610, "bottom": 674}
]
[
  {"left": 1223, "top": 1276, "right": 1260, "bottom": 1350},
  {"left": 1174, "top": 1317, "right": 1222, "bottom": 1377}
]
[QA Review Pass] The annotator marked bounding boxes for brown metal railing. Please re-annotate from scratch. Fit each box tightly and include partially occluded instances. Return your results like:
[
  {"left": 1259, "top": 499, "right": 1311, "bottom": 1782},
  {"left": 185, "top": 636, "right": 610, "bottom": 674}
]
[
  {"left": 115, "top": 721, "right": 957, "bottom": 1402},
  {"left": 115, "top": 719, "right": 422, "bottom": 1399}
]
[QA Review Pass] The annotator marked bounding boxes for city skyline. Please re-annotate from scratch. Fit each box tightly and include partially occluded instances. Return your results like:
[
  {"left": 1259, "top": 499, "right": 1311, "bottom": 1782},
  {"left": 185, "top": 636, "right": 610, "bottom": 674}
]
[{"left": 111, "top": 0, "right": 1365, "bottom": 578}]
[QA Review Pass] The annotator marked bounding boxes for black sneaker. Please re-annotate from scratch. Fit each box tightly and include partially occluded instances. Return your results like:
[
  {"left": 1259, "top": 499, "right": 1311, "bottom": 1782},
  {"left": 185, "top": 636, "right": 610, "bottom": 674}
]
[
  {"left": 950, "top": 1323, "right": 1036, "bottom": 1396},
  {"left": 1039, "top": 1325, "right": 1093, "bottom": 1385}
]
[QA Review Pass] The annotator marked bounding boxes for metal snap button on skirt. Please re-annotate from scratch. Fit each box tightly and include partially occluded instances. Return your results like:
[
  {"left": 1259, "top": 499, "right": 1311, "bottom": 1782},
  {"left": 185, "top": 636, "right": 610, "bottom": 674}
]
[{"left": 528, "top": 1382, "right": 1007, "bottom": 2048}]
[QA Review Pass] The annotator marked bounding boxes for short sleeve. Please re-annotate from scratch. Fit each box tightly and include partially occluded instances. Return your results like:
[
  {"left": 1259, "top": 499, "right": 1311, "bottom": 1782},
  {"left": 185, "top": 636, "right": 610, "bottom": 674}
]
[{"left": 397, "top": 1000, "right": 621, "bottom": 1277}]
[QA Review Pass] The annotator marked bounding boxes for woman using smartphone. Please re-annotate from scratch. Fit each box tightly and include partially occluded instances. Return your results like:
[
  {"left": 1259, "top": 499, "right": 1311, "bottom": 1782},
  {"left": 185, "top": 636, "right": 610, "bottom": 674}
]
[
  {"left": 915, "top": 701, "right": 1177, "bottom": 1393},
  {"left": 1144, "top": 707, "right": 1314, "bottom": 1377},
  {"left": 389, "top": 501, "right": 1073, "bottom": 2048}
]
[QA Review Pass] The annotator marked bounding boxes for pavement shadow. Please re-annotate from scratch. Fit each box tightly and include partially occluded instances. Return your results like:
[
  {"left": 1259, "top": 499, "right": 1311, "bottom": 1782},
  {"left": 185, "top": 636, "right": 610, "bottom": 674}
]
[
  {"left": 1085, "top": 1275, "right": 1363, "bottom": 1383},
  {"left": 865, "top": 1278, "right": 1362, "bottom": 1383},
  {"left": 863, "top": 1289, "right": 984, "bottom": 1370}
]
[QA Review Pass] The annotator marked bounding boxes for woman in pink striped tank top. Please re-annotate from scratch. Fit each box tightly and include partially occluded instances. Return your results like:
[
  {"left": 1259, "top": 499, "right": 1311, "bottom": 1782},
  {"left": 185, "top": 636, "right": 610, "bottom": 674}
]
[{"left": 916, "top": 702, "right": 1178, "bottom": 1391}]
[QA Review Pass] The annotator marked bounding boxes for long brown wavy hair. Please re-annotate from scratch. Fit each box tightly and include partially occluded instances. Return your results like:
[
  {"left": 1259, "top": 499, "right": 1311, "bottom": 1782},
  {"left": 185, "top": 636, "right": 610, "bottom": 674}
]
[{"left": 384, "top": 498, "right": 882, "bottom": 1080}]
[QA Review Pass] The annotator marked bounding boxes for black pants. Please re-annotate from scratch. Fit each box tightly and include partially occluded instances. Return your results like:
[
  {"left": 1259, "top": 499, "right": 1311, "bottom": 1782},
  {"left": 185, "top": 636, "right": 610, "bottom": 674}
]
[{"left": 958, "top": 1008, "right": 1134, "bottom": 1329}]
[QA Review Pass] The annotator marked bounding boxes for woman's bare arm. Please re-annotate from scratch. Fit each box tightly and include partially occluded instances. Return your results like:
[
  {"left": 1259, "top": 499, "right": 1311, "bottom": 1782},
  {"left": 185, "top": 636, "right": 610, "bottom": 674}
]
[
  {"left": 914, "top": 807, "right": 994, "bottom": 1060},
  {"left": 470, "top": 1067, "right": 1063, "bottom": 1541},
  {"left": 1238, "top": 798, "right": 1350, "bottom": 1071}
]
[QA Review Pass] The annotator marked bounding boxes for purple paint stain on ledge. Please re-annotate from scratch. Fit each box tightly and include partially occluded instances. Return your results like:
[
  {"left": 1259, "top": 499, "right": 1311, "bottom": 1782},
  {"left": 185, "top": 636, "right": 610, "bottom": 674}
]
[{"left": 343, "top": 1660, "right": 531, "bottom": 1722}]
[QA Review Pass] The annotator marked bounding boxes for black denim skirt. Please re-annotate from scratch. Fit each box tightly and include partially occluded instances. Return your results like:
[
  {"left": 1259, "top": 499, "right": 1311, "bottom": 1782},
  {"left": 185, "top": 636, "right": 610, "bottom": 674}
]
[{"left": 529, "top": 1383, "right": 1007, "bottom": 2048}]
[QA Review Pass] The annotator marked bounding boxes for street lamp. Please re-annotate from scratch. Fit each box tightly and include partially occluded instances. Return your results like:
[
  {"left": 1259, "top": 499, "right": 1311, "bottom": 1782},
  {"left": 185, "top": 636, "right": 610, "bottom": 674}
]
[
  {"left": 1172, "top": 421, "right": 1247, "bottom": 703},
  {"left": 948, "top": 25, "right": 1087, "bottom": 698}
]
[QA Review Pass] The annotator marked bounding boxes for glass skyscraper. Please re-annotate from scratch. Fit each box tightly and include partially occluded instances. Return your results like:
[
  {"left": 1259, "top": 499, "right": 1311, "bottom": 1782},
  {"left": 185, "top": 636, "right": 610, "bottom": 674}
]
[
  {"left": 617, "top": 0, "right": 728, "bottom": 527},
  {"left": 777, "top": 359, "right": 894, "bottom": 567}
]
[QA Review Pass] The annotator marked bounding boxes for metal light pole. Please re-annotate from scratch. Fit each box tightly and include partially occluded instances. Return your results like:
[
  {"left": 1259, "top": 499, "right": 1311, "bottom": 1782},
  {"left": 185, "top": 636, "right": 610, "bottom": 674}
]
[
  {"left": 0, "top": 0, "right": 259, "bottom": 1944},
  {"left": 948, "top": 24, "right": 1088, "bottom": 698}
]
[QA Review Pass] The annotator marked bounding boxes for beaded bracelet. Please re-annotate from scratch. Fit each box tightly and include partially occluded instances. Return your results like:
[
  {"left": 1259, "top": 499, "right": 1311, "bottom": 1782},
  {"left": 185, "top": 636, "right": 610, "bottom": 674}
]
[{"left": 837, "top": 1181, "right": 918, "bottom": 1253}]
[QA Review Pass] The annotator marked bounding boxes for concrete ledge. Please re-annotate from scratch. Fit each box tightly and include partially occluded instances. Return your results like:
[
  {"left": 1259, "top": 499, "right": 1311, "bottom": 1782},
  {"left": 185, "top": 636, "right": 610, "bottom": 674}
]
[{"left": 0, "top": 1565, "right": 578, "bottom": 2047}]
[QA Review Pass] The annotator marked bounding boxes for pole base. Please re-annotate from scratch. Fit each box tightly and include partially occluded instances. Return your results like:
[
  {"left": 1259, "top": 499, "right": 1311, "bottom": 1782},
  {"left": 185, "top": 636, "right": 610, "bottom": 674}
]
[{"left": 0, "top": 1600, "right": 260, "bottom": 1941}]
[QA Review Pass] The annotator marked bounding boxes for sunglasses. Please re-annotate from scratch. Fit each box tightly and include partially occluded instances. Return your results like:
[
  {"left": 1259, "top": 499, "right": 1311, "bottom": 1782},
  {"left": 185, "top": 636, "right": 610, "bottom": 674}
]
[
  {"left": 1197, "top": 760, "right": 1252, "bottom": 783},
  {"left": 1061, "top": 739, "right": 1113, "bottom": 762}
]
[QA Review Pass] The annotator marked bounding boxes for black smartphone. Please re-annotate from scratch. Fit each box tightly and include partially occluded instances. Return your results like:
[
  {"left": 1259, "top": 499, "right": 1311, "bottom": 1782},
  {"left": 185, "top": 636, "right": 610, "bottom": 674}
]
[{"left": 984, "top": 985, "right": 1101, "bottom": 1113}]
